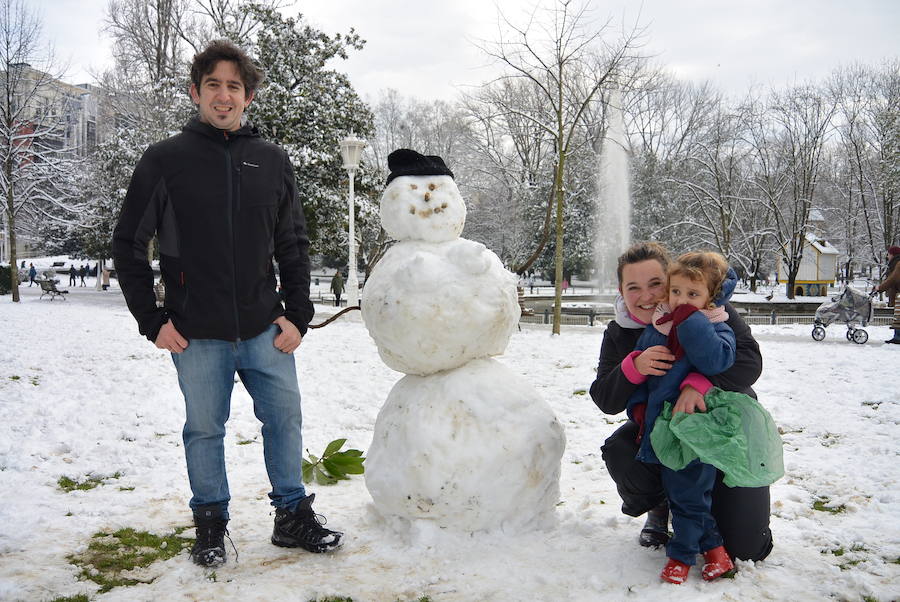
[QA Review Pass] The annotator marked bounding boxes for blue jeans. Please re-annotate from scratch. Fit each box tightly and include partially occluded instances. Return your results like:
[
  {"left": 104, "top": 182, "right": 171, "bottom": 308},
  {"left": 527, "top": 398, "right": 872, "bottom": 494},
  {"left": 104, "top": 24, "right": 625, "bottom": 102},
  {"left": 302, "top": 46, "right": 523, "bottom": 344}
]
[
  {"left": 662, "top": 460, "right": 722, "bottom": 565},
  {"left": 171, "top": 324, "right": 306, "bottom": 518}
]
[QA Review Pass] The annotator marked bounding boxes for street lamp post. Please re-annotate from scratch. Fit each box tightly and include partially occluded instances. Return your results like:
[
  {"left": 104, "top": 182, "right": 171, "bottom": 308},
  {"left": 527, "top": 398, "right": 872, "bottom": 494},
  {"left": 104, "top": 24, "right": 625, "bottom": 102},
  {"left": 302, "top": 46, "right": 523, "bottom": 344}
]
[{"left": 339, "top": 133, "right": 366, "bottom": 308}]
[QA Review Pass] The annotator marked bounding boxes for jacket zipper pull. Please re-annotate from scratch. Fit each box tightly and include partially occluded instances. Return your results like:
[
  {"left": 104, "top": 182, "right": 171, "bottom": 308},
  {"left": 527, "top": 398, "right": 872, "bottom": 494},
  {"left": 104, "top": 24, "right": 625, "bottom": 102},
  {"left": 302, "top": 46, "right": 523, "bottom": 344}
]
[{"left": 180, "top": 271, "right": 185, "bottom": 286}]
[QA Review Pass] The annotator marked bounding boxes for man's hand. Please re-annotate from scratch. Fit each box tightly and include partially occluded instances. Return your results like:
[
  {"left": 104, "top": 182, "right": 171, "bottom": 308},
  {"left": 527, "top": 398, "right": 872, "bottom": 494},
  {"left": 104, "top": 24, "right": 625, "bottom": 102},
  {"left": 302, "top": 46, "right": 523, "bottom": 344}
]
[
  {"left": 273, "top": 316, "right": 302, "bottom": 353},
  {"left": 634, "top": 345, "right": 675, "bottom": 376},
  {"left": 155, "top": 320, "right": 189, "bottom": 353},
  {"left": 673, "top": 384, "right": 707, "bottom": 415}
]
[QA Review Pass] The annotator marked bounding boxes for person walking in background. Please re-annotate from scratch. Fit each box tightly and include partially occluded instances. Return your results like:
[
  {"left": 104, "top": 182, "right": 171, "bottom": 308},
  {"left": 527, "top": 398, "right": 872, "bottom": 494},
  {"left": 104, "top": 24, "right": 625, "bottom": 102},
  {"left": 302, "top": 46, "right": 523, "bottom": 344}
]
[
  {"left": 113, "top": 40, "right": 343, "bottom": 569},
  {"left": 28, "top": 263, "right": 37, "bottom": 286},
  {"left": 876, "top": 245, "right": 900, "bottom": 344},
  {"left": 68, "top": 264, "right": 77, "bottom": 287},
  {"left": 101, "top": 267, "right": 111, "bottom": 291},
  {"left": 79, "top": 264, "right": 87, "bottom": 286},
  {"left": 330, "top": 270, "right": 344, "bottom": 307}
]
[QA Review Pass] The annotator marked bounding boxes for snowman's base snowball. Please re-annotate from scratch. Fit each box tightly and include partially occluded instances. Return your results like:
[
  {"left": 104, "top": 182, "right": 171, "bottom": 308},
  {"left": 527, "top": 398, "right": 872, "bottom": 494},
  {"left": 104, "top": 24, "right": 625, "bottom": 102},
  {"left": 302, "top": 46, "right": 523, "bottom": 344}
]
[{"left": 365, "top": 359, "right": 565, "bottom": 533}]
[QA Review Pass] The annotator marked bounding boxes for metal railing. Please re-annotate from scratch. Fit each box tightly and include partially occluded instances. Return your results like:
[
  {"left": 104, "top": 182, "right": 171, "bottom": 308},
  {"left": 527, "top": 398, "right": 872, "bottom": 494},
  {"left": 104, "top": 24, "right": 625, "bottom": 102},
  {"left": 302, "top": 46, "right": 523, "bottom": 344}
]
[
  {"left": 520, "top": 310, "right": 894, "bottom": 327},
  {"left": 742, "top": 314, "right": 894, "bottom": 326}
]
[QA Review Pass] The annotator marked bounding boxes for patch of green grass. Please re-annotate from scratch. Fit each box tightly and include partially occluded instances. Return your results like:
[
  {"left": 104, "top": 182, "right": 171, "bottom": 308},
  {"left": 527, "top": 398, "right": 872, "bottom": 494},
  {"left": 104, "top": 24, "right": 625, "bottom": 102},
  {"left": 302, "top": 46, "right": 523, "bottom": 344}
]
[
  {"left": 68, "top": 527, "right": 193, "bottom": 593},
  {"left": 30, "top": 376, "right": 40, "bottom": 386},
  {"left": 862, "top": 596, "right": 877, "bottom": 602},
  {"left": 118, "top": 486, "right": 135, "bottom": 492},
  {"left": 236, "top": 439, "right": 255, "bottom": 445},
  {"left": 9, "top": 375, "right": 20, "bottom": 381},
  {"left": 572, "top": 389, "right": 587, "bottom": 395},
  {"left": 310, "top": 598, "right": 354, "bottom": 602},
  {"left": 838, "top": 559, "right": 863, "bottom": 570},
  {"left": 58, "top": 472, "right": 122, "bottom": 493},
  {"left": 812, "top": 497, "right": 846, "bottom": 514},
  {"left": 48, "top": 595, "right": 91, "bottom": 602}
]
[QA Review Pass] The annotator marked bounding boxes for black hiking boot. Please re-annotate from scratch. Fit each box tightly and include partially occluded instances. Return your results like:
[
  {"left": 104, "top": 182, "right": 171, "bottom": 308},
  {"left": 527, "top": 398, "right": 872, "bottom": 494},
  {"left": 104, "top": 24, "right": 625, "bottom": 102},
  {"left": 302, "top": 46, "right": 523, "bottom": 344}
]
[
  {"left": 638, "top": 501, "right": 671, "bottom": 548},
  {"left": 190, "top": 505, "right": 228, "bottom": 567},
  {"left": 271, "top": 493, "right": 343, "bottom": 553}
]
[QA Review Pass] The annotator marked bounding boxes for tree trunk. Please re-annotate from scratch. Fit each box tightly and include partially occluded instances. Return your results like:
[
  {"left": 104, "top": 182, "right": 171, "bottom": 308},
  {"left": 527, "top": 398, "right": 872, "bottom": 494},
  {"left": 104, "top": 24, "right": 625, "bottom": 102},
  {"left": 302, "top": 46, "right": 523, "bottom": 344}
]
[
  {"left": 551, "top": 150, "right": 566, "bottom": 335},
  {"left": 6, "top": 158, "right": 19, "bottom": 303}
]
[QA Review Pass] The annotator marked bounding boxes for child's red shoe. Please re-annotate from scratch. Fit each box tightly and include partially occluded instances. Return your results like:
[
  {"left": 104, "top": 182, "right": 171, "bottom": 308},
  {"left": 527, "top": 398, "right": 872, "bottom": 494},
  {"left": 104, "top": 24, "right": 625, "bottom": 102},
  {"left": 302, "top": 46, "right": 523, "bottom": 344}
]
[
  {"left": 701, "top": 545, "right": 735, "bottom": 581},
  {"left": 660, "top": 558, "right": 690, "bottom": 584}
]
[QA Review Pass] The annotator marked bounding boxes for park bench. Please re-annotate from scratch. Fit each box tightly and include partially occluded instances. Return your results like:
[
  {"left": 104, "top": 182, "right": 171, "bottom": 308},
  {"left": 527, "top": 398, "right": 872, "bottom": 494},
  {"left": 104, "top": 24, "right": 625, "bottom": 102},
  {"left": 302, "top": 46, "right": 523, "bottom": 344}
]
[
  {"left": 39, "top": 279, "right": 68, "bottom": 301},
  {"left": 51, "top": 261, "right": 66, "bottom": 268}
]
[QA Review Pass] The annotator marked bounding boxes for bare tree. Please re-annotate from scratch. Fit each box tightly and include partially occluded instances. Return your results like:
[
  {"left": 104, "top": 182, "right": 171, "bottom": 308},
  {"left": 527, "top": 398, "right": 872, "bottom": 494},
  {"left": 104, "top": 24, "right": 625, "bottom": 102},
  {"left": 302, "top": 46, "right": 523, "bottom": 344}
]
[
  {"left": 749, "top": 84, "right": 836, "bottom": 298},
  {"left": 105, "top": 0, "right": 187, "bottom": 83},
  {"left": 178, "top": 0, "right": 288, "bottom": 51},
  {"left": 460, "top": 77, "right": 555, "bottom": 270},
  {"left": 476, "top": 0, "right": 643, "bottom": 333},
  {"left": 0, "top": 0, "right": 82, "bottom": 302}
]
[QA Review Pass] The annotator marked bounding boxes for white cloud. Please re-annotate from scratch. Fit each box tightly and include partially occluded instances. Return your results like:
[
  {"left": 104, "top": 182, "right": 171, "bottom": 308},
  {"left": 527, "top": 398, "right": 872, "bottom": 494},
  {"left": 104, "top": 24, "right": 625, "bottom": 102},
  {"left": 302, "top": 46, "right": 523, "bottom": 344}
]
[{"left": 38, "top": 0, "right": 899, "bottom": 98}]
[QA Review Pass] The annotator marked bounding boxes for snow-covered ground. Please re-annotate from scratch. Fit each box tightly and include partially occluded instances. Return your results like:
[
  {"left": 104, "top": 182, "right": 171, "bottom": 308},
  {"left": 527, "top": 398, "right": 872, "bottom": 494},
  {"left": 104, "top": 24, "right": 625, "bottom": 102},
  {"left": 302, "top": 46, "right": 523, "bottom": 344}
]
[{"left": 0, "top": 283, "right": 898, "bottom": 601}]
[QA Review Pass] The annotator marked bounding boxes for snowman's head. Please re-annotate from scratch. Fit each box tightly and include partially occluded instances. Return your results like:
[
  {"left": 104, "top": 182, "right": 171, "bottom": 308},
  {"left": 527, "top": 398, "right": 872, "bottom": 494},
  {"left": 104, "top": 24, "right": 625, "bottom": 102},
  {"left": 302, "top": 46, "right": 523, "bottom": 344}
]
[{"left": 381, "top": 149, "right": 466, "bottom": 242}]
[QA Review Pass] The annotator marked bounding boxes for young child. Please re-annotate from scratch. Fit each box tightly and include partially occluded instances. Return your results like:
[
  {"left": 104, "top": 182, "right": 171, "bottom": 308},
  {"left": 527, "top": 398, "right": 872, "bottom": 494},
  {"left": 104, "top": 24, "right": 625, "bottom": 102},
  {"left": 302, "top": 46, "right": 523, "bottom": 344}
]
[{"left": 623, "top": 251, "right": 737, "bottom": 584}]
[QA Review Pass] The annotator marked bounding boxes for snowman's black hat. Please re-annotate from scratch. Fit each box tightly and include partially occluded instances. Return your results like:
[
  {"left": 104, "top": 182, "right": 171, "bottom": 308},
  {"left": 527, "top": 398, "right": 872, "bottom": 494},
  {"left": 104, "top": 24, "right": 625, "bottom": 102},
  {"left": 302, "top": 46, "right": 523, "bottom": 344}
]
[{"left": 386, "top": 148, "right": 454, "bottom": 185}]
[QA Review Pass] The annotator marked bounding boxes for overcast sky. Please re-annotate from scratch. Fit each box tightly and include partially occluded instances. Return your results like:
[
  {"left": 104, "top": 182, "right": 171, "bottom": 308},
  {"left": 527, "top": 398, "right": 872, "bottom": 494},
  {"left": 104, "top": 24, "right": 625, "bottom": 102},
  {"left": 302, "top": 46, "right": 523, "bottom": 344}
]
[{"left": 39, "top": 0, "right": 900, "bottom": 101}]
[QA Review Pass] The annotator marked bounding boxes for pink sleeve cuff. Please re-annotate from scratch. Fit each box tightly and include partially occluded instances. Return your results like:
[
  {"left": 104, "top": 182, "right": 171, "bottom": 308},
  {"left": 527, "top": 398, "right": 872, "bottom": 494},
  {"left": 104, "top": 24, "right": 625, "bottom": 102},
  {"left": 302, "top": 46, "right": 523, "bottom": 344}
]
[
  {"left": 621, "top": 351, "right": 648, "bottom": 385},
  {"left": 681, "top": 372, "right": 713, "bottom": 395}
]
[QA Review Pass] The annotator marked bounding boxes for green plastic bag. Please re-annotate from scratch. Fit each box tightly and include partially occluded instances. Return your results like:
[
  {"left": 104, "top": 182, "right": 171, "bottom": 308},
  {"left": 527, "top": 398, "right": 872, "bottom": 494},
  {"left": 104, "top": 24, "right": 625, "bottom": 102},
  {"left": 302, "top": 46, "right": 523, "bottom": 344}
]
[{"left": 650, "top": 388, "right": 784, "bottom": 487}]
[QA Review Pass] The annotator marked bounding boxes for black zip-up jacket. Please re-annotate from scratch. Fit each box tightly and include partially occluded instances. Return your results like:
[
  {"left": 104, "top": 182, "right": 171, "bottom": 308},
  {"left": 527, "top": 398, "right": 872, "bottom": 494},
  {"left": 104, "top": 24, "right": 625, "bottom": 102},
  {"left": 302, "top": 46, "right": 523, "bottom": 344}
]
[
  {"left": 589, "top": 303, "right": 762, "bottom": 415},
  {"left": 112, "top": 117, "right": 314, "bottom": 343}
]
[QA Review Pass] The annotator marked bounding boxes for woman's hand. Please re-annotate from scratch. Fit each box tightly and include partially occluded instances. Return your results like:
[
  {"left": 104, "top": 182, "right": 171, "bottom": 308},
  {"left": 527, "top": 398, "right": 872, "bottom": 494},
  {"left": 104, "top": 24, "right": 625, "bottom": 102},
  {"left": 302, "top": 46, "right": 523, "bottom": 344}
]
[
  {"left": 673, "top": 384, "right": 707, "bottom": 414},
  {"left": 634, "top": 345, "right": 675, "bottom": 376}
]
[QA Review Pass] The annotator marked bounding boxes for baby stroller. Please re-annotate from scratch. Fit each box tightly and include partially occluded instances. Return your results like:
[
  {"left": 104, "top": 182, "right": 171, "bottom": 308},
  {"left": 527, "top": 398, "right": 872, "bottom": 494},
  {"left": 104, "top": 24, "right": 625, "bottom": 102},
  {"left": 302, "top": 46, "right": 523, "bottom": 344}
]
[{"left": 811, "top": 286, "right": 874, "bottom": 344}]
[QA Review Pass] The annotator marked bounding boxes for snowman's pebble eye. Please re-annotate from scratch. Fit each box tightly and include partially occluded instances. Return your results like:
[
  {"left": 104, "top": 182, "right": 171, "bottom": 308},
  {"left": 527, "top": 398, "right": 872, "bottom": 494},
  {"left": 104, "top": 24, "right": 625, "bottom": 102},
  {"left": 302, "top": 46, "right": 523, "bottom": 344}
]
[
  {"left": 441, "top": 202, "right": 448, "bottom": 209},
  {"left": 410, "top": 184, "right": 418, "bottom": 190},
  {"left": 428, "top": 183, "right": 436, "bottom": 191},
  {"left": 434, "top": 207, "right": 442, "bottom": 213},
  {"left": 424, "top": 192, "right": 431, "bottom": 202},
  {"left": 409, "top": 206, "right": 416, "bottom": 214}
]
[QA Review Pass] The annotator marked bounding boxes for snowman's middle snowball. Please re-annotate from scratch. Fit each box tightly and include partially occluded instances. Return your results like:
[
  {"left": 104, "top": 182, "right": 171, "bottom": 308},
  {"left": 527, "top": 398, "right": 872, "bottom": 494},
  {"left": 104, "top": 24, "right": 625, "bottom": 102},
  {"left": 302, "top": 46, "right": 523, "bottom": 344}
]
[{"left": 361, "top": 238, "right": 519, "bottom": 375}]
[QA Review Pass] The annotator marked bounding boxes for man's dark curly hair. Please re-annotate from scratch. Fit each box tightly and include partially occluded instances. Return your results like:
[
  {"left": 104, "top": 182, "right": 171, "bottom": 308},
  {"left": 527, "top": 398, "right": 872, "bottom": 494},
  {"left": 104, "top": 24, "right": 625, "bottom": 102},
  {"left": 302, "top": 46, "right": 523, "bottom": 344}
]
[{"left": 190, "top": 40, "right": 263, "bottom": 97}]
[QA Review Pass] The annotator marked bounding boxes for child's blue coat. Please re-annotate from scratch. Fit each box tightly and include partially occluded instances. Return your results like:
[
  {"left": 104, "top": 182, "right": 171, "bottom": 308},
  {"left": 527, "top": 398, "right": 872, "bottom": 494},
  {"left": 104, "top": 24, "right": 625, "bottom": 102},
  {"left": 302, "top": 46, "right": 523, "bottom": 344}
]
[{"left": 626, "top": 269, "right": 738, "bottom": 465}]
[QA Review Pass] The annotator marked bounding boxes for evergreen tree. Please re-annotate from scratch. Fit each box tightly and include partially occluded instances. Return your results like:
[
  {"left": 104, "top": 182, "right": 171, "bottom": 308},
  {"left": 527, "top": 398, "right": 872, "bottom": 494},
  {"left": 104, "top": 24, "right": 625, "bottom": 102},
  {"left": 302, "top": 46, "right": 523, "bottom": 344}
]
[{"left": 245, "top": 4, "right": 376, "bottom": 257}]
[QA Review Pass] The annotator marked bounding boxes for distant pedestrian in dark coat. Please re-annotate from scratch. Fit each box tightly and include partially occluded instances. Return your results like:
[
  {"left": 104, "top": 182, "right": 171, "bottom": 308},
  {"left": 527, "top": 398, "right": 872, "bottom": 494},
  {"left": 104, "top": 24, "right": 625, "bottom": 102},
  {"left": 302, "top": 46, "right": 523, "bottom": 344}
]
[
  {"left": 330, "top": 272, "right": 344, "bottom": 307},
  {"left": 69, "top": 265, "right": 77, "bottom": 286},
  {"left": 79, "top": 264, "right": 87, "bottom": 286},
  {"left": 28, "top": 264, "right": 37, "bottom": 286}
]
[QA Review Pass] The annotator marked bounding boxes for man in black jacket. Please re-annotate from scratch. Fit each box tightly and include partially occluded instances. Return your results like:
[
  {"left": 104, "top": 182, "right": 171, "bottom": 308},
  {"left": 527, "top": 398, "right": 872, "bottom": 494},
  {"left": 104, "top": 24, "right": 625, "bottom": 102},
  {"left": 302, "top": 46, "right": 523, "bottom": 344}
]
[{"left": 113, "top": 40, "right": 342, "bottom": 568}]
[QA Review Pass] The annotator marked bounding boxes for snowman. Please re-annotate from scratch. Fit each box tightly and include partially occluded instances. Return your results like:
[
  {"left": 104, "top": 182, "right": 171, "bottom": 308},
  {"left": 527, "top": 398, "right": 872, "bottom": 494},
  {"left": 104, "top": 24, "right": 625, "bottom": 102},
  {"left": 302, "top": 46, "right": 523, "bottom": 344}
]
[{"left": 362, "top": 149, "right": 566, "bottom": 533}]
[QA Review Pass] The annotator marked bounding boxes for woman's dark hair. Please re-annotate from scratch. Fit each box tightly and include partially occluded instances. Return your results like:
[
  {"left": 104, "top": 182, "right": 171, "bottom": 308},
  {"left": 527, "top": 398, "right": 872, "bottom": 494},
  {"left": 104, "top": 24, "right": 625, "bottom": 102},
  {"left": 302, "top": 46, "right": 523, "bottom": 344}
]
[
  {"left": 190, "top": 40, "right": 263, "bottom": 97},
  {"left": 616, "top": 242, "right": 671, "bottom": 286}
]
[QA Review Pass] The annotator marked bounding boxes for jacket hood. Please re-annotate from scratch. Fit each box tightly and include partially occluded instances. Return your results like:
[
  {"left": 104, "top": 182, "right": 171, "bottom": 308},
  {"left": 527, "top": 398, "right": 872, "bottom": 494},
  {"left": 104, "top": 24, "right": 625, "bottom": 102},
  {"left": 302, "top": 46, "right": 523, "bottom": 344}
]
[
  {"left": 714, "top": 267, "right": 738, "bottom": 307},
  {"left": 183, "top": 116, "right": 259, "bottom": 140}
]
